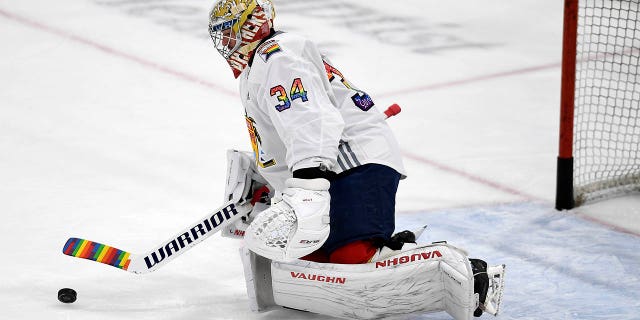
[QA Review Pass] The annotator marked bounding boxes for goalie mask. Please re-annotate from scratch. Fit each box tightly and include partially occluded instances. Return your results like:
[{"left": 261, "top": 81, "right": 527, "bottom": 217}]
[{"left": 209, "top": 0, "right": 275, "bottom": 78}]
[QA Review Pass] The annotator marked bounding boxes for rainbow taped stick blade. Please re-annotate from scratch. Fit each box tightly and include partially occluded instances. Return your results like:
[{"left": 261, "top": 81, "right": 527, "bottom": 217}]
[
  {"left": 63, "top": 238, "right": 131, "bottom": 271},
  {"left": 62, "top": 202, "right": 252, "bottom": 274}
]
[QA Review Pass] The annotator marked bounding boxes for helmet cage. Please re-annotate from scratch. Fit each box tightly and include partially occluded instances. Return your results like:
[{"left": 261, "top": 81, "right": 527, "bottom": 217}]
[{"left": 209, "top": 17, "right": 243, "bottom": 59}]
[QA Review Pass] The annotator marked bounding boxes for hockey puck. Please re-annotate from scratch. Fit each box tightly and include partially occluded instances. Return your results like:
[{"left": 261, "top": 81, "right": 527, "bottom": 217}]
[{"left": 58, "top": 288, "right": 77, "bottom": 303}]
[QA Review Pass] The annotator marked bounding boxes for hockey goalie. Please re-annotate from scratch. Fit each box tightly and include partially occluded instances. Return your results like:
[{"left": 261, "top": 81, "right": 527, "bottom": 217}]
[
  {"left": 209, "top": 0, "right": 505, "bottom": 319},
  {"left": 221, "top": 148, "right": 505, "bottom": 320}
]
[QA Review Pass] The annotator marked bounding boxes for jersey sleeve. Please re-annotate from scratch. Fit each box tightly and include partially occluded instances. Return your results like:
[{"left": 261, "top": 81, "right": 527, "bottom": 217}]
[{"left": 255, "top": 42, "right": 344, "bottom": 173}]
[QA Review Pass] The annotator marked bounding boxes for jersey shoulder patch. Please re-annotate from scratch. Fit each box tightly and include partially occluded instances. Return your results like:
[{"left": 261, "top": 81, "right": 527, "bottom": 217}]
[{"left": 257, "top": 39, "right": 283, "bottom": 63}]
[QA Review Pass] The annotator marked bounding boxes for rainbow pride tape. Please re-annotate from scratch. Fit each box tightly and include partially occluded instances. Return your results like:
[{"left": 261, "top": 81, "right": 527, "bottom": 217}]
[{"left": 63, "top": 238, "right": 131, "bottom": 270}]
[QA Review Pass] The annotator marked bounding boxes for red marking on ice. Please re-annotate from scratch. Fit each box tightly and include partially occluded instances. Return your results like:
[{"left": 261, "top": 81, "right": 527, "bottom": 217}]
[
  {"left": 377, "top": 63, "right": 560, "bottom": 98},
  {"left": 0, "top": 8, "right": 545, "bottom": 204},
  {"left": 575, "top": 212, "right": 640, "bottom": 238},
  {"left": 402, "top": 151, "right": 542, "bottom": 201},
  {"left": 0, "top": 9, "right": 237, "bottom": 98}
]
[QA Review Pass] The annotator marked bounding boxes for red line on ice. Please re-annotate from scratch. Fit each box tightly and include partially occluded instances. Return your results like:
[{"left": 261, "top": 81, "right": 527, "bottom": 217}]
[
  {"left": 0, "top": 8, "right": 238, "bottom": 98},
  {"left": 402, "top": 151, "right": 542, "bottom": 201},
  {"left": 0, "top": 8, "right": 550, "bottom": 201},
  {"left": 377, "top": 63, "right": 560, "bottom": 97},
  {"left": 575, "top": 212, "right": 640, "bottom": 238}
]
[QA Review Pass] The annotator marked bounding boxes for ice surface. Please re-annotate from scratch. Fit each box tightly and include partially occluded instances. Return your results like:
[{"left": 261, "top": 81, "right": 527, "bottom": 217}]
[{"left": 1, "top": 0, "right": 638, "bottom": 319}]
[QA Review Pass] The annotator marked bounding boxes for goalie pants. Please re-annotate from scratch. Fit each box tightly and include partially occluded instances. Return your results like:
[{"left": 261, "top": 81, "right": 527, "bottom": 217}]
[{"left": 318, "top": 163, "right": 401, "bottom": 262}]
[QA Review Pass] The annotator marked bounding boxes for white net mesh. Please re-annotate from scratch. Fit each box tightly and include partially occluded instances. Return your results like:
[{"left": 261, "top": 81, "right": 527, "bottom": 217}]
[{"left": 573, "top": 0, "right": 640, "bottom": 204}]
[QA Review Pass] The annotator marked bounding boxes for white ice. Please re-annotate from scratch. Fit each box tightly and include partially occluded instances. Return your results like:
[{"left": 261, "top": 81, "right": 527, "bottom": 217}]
[{"left": 1, "top": 0, "right": 639, "bottom": 319}]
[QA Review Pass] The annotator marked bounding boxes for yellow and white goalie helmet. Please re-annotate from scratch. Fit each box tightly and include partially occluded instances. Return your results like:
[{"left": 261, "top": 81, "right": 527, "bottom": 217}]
[{"left": 209, "top": 0, "right": 275, "bottom": 78}]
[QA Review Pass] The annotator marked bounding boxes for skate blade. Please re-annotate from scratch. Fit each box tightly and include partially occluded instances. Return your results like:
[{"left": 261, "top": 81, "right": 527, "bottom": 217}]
[
  {"left": 481, "top": 264, "right": 506, "bottom": 316},
  {"left": 413, "top": 225, "right": 428, "bottom": 239}
]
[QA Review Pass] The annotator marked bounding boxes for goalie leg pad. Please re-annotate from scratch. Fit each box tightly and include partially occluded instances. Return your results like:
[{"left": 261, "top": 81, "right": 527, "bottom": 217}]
[
  {"left": 240, "top": 247, "right": 276, "bottom": 312},
  {"left": 241, "top": 243, "right": 480, "bottom": 320}
]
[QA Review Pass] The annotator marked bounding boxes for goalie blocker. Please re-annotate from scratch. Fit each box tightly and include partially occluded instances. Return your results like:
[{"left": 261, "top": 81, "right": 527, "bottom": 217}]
[{"left": 240, "top": 242, "right": 505, "bottom": 320}]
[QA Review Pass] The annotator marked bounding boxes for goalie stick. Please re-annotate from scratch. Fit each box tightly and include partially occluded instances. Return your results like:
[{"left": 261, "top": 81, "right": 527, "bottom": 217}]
[
  {"left": 62, "top": 201, "right": 252, "bottom": 274},
  {"left": 62, "top": 104, "right": 402, "bottom": 274}
]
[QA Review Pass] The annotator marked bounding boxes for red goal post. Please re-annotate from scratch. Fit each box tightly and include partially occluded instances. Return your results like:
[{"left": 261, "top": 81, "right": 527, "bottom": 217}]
[{"left": 556, "top": 0, "right": 640, "bottom": 210}]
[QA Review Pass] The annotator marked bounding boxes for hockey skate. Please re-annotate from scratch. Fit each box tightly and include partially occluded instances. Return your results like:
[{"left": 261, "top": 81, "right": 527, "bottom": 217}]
[{"left": 471, "top": 259, "right": 506, "bottom": 317}]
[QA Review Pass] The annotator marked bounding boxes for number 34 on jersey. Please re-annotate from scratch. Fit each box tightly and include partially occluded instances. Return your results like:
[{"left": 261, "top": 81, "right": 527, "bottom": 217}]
[
  {"left": 269, "top": 61, "right": 375, "bottom": 113},
  {"left": 270, "top": 78, "right": 308, "bottom": 112}
]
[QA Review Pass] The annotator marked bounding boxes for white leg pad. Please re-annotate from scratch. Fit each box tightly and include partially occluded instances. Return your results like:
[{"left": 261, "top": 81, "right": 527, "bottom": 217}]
[
  {"left": 240, "top": 247, "right": 276, "bottom": 312},
  {"left": 240, "top": 244, "right": 478, "bottom": 319}
]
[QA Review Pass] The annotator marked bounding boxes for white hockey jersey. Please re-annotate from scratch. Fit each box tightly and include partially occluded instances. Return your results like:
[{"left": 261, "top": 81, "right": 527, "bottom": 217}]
[{"left": 238, "top": 32, "right": 406, "bottom": 192}]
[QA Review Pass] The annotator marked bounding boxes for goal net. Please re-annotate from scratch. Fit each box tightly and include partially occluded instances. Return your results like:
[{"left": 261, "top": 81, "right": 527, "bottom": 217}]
[{"left": 556, "top": 0, "right": 640, "bottom": 209}]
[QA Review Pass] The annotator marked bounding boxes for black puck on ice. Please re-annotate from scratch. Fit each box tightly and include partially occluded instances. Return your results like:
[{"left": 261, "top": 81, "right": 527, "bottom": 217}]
[{"left": 58, "top": 288, "right": 77, "bottom": 303}]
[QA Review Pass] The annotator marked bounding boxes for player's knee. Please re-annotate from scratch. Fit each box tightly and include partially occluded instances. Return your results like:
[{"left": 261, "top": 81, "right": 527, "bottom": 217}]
[
  {"left": 329, "top": 240, "right": 378, "bottom": 264},
  {"left": 300, "top": 248, "right": 329, "bottom": 263}
]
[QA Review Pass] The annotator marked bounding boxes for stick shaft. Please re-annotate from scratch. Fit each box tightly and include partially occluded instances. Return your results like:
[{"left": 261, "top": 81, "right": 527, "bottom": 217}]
[{"left": 63, "top": 201, "right": 252, "bottom": 274}]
